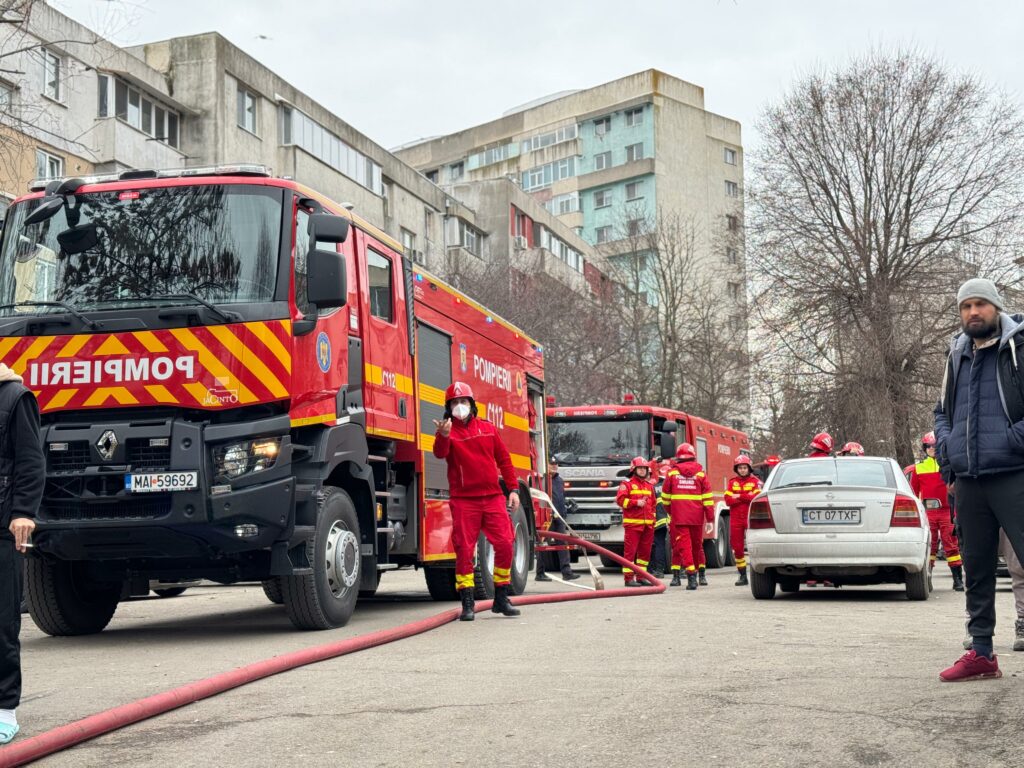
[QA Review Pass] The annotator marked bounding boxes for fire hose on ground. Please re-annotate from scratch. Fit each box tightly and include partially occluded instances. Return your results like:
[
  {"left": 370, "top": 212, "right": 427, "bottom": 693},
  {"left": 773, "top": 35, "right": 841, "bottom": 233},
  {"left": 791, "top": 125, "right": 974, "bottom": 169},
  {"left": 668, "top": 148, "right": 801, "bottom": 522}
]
[{"left": 0, "top": 531, "right": 664, "bottom": 767}]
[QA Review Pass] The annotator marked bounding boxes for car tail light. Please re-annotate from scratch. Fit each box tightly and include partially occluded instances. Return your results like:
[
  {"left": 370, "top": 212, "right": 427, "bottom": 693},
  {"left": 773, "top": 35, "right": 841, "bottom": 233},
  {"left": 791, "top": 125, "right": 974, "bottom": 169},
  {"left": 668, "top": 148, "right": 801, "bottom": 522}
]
[
  {"left": 890, "top": 494, "right": 921, "bottom": 527},
  {"left": 748, "top": 496, "right": 775, "bottom": 529}
]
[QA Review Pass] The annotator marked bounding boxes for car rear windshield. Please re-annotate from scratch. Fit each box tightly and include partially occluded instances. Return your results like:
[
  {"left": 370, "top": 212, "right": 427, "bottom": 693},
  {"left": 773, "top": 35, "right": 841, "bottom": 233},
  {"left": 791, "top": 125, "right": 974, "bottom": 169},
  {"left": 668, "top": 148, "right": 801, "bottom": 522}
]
[{"left": 770, "top": 460, "right": 895, "bottom": 490}]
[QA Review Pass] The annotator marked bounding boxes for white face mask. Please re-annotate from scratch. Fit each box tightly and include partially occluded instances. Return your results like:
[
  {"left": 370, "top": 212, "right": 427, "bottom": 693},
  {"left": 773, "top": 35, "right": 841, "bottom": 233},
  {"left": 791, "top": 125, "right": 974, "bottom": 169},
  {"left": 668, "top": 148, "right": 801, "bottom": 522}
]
[{"left": 452, "top": 403, "right": 471, "bottom": 420}]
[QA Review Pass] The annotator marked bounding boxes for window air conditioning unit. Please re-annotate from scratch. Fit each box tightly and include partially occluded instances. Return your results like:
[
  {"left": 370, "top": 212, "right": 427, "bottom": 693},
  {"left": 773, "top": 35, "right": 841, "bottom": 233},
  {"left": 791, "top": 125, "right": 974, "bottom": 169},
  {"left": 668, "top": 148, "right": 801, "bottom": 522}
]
[{"left": 512, "top": 235, "right": 528, "bottom": 250}]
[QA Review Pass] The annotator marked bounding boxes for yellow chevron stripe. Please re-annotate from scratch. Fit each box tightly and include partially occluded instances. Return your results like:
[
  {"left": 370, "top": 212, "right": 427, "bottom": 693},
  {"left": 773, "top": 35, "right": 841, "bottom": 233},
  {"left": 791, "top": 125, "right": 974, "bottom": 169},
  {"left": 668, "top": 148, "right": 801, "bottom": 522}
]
[
  {"left": 56, "top": 335, "right": 89, "bottom": 358},
  {"left": 505, "top": 412, "right": 529, "bottom": 432},
  {"left": 94, "top": 336, "right": 130, "bottom": 356},
  {"left": 510, "top": 452, "right": 531, "bottom": 471},
  {"left": 0, "top": 337, "right": 18, "bottom": 360},
  {"left": 144, "top": 384, "right": 177, "bottom": 404},
  {"left": 290, "top": 413, "right": 335, "bottom": 427},
  {"left": 134, "top": 331, "right": 168, "bottom": 353},
  {"left": 421, "top": 433, "right": 436, "bottom": 452},
  {"left": 247, "top": 321, "right": 292, "bottom": 374},
  {"left": 84, "top": 387, "right": 138, "bottom": 407},
  {"left": 170, "top": 328, "right": 257, "bottom": 403},
  {"left": 419, "top": 383, "right": 445, "bottom": 406},
  {"left": 11, "top": 336, "right": 55, "bottom": 375},
  {"left": 183, "top": 382, "right": 211, "bottom": 406},
  {"left": 207, "top": 325, "right": 288, "bottom": 399},
  {"left": 46, "top": 388, "right": 77, "bottom": 410}
]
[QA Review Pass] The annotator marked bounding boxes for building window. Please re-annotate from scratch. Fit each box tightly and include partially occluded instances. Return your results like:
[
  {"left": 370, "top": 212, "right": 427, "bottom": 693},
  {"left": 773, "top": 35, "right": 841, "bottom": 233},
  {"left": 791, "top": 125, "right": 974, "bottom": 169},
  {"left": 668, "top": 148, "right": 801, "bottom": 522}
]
[
  {"left": 237, "top": 86, "right": 258, "bottom": 134},
  {"left": 724, "top": 147, "right": 738, "bottom": 165},
  {"left": 521, "top": 156, "right": 578, "bottom": 192},
  {"left": 725, "top": 180, "right": 739, "bottom": 198},
  {"left": 727, "top": 281, "right": 741, "bottom": 300},
  {"left": 35, "top": 149, "right": 62, "bottom": 180},
  {"left": 41, "top": 50, "right": 60, "bottom": 101},
  {"left": 545, "top": 192, "right": 580, "bottom": 215},
  {"left": 449, "top": 162, "right": 464, "bottom": 182},
  {"left": 284, "top": 108, "right": 384, "bottom": 195},
  {"left": 594, "top": 151, "right": 611, "bottom": 171},
  {"left": 625, "top": 107, "right": 644, "bottom": 127},
  {"left": 595, "top": 225, "right": 612, "bottom": 244},
  {"left": 521, "top": 124, "right": 578, "bottom": 153},
  {"left": 625, "top": 181, "right": 643, "bottom": 200},
  {"left": 594, "top": 116, "right": 611, "bottom": 136},
  {"left": 279, "top": 106, "right": 293, "bottom": 144},
  {"left": 425, "top": 169, "right": 438, "bottom": 184},
  {"left": 99, "top": 76, "right": 180, "bottom": 148},
  {"left": 625, "top": 143, "right": 644, "bottom": 162},
  {"left": 594, "top": 189, "right": 612, "bottom": 209},
  {"left": 459, "top": 220, "right": 481, "bottom": 256},
  {"left": 401, "top": 228, "right": 416, "bottom": 252},
  {"left": 726, "top": 247, "right": 739, "bottom": 265},
  {"left": 626, "top": 219, "right": 643, "bottom": 237},
  {"left": 726, "top": 214, "right": 738, "bottom": 232},
  {"left": 367, "top": 249, "right": 394, "bottom": 322}
]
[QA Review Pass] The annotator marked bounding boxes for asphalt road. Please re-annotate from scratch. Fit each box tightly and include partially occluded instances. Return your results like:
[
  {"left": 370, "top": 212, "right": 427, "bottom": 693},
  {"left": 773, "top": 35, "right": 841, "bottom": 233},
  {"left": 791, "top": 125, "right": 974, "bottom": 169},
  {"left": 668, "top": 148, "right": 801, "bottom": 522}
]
[{"left": 7, "top": 566, "right": 1024, "bottom": 767}]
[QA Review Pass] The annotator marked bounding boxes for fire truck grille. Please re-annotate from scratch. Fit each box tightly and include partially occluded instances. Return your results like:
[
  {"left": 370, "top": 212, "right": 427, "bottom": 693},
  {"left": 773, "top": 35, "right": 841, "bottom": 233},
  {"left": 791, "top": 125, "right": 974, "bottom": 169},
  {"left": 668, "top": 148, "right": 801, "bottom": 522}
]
[
  {"left": 126, "top": 439, "right": 172, "bottom": 471},
  {"left": 47, "top": 441, "right": 91, "bottom": 473},
  {"left": 43, "top": 496, "right": 172, "bottom": 522}
]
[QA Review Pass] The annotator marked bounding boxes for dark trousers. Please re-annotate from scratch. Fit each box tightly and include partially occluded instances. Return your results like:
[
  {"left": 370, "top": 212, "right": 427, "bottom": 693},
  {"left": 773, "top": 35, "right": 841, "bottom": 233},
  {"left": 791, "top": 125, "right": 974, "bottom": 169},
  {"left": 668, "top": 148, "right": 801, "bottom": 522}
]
[
  {"left": 956, "top": 471, "right": 1024, "bottom": 640},
  {"left": 652, "top": 526, "right": 668, "bottom": 572},
  {"left": 0, "top": 536, "right": 22, "bottom": 710},
  {"left": 537, "top": 514, "right": 572, "bottom": 577}
]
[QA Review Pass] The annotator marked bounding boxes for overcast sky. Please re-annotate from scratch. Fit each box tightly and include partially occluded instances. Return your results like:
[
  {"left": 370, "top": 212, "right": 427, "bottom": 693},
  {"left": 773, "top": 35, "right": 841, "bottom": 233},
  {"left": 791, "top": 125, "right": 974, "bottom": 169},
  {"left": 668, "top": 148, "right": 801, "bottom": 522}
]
[{"left": 52, "top": 0, "right": 1024, "bottom": 154}]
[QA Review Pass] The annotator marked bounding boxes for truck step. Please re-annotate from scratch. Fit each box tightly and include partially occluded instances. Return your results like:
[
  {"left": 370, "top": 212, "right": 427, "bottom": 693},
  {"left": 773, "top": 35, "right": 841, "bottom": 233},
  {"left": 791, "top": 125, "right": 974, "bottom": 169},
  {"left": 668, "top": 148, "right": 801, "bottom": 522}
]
[{"left": 367, "top": 454, "right": 388, "bottom": 463}]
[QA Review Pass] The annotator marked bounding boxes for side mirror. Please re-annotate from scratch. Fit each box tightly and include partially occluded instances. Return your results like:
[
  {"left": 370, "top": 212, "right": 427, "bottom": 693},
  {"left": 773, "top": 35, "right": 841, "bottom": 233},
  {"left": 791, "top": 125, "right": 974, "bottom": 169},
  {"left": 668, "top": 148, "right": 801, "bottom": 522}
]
[
  {"left": 57, "top": 223, "right": 99, "bottom": 255},
  {"left": 306, "top": 214, "right": 350, "bottom": 310},
  {"left": 660, "top": 431, "right": 677, "bottom": 460},
  {"left": 25, "top": 196, "right": 64, "bottom": 226},
  {"left": 661, "top": 420, "right": 679, "bottom": 433}
]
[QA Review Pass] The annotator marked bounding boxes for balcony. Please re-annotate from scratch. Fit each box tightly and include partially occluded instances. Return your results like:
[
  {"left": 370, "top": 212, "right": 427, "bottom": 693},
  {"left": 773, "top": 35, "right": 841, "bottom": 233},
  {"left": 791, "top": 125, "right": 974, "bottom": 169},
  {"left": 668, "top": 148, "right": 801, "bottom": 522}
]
[
  {"left": 91, "top": 118, "right": 186, "bottom": 172},
  {"left": 577, "top": 158, "right": 656, "bottom": 190}
]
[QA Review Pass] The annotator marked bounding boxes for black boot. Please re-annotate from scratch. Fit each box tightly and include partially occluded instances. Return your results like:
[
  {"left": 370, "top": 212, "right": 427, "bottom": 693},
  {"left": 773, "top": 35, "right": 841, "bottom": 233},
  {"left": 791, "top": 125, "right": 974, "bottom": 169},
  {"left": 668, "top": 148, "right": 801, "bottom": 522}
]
[
  {"left": 491, "top": 585, "right": 521, "bottom": 617},
  {"left": 735, "top": 568, "right": 748, "bottom": 586},
  {"left": 686, "top": 572, "right": 698, "bottom": 590},
  {"left": 669, "top": 571, "right": 682, "bottom": 587},
  {"left": 459, "top": 588, "right": 475, "bottom": 621},
  {"left": 951, "top": 565, "right": 965, "bottom": 592},
  {"left": 698, "top": 568, "right": 708, "bottom": 587}
]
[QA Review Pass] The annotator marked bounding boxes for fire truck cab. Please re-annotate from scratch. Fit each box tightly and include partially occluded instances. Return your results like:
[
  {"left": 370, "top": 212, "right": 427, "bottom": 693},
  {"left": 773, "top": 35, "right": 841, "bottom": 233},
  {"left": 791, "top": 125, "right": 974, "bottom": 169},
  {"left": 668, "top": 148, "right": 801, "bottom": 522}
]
[
  {"left": 0, "top": 165, "right": 547, "bottom": 634},
  {"left": 546, "top": 398, "right": 750, "bottom": 568}
]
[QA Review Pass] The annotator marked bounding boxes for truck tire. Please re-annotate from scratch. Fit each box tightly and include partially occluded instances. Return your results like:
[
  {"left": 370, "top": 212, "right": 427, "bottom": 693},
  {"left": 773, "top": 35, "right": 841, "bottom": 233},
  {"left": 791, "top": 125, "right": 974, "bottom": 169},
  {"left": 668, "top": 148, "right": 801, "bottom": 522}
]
[
  {"left": 749, "top": 567, "right": 777, "bottom": 600},
  {"left": 423, "top": 566, "right": 459, "bottom": 601},
  {"left": 25, "top": 558, "right": 120, "bottom": 636},
  {"left": 281, "top": 486, "right": 361, "bottom": 630},
  {"left": 261, "top": 578, "right": 284, "bottom": 605},
  {"left": 473, "top": 534, "right": 495, "bottom": 600},
  {"left": 509, "top": 504, "right": 530, "bottom": 596},
  {"left": 905, "top": 568, "right": 930, "bottom": 601},
  {"left": 703, "top": 517, "right": 730, "bottom": 568},
  {"left": 153, "top": 587, "right": 188, "bottom": 598}
]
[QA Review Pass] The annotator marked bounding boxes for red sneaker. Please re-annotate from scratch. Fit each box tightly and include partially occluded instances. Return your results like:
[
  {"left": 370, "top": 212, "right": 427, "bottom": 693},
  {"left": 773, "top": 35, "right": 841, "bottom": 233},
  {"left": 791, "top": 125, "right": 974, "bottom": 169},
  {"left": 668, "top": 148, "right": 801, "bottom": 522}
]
[{"left": 939, "top": 650, "right": 1002, "bottom": 682}]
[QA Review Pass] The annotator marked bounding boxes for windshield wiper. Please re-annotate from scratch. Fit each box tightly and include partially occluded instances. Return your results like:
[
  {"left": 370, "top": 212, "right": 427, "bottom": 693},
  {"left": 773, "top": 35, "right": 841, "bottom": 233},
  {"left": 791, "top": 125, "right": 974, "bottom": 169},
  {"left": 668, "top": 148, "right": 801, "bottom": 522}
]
[
  {"left": 0, "top": 300, "right": 102, "bottom": 330},
  {"left": 122, "top": 294, "right": 239, "bottom": 324},
  {"left": 776, "top": 481, "right": 834, "bottom": 489}
]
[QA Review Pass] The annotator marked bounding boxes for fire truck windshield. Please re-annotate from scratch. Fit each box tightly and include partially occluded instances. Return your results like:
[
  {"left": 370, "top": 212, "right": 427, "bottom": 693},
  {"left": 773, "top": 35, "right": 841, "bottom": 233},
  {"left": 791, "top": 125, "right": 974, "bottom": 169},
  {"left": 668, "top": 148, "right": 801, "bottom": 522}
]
[
  {"left": 548, "top": 419, "right": 651, "bottom": 465},
  {"left": 0, "top": 185, "right": 281, "bottom": 317}
]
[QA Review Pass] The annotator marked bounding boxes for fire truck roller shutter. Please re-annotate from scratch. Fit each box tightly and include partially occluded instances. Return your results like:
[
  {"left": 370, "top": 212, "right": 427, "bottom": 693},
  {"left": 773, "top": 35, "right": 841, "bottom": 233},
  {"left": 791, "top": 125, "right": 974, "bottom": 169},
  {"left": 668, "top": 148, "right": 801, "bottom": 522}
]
[{"left": 417, "top": 322, "right": 452, "bottom": 495}]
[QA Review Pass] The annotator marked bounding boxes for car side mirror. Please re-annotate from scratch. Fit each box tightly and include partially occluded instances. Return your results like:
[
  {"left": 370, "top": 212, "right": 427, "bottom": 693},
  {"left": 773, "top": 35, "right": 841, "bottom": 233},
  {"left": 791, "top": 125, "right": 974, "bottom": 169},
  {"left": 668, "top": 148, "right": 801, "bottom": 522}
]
[
  {"left": 660, "top": 432, "right": 676, "bottom": 460},
  {"left": 306, "top": 214, "right": 350, "bottom": 310}
]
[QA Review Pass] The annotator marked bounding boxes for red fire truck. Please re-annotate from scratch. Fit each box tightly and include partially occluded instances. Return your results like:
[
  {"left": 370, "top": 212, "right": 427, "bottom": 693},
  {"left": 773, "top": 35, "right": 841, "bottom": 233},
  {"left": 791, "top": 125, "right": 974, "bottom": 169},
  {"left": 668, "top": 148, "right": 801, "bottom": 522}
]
[
  {"left": 546, "top": 398, "right": 750, "bottom": 568},
  {"left": 0, "top": 165, "right": 548, "bottom": 634}
]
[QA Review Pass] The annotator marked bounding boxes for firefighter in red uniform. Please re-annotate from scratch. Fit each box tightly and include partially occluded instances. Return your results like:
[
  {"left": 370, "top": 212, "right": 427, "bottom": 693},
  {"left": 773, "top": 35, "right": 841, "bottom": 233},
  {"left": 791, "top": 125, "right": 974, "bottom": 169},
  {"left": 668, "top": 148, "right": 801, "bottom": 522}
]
[
  {"left": 910, "top": 431, "right": 964, "bottom": 591},
  {"left": 616, "top": 457, "right": 656, "bottom": 587},
  {"left": 433, "top": 382, "right": 522, "bottom": 621},
  {"left": 838, "top": 442, "right": 865, "bottom": 456},
  {"left": 724, "top": 454, "right": 762, "bottom": 587},
  {"left": 660, "top": 443, "right": 715, "bottom": 590},
  {"left": 808, "top": 432, "right": 834, "bottom": 458}
]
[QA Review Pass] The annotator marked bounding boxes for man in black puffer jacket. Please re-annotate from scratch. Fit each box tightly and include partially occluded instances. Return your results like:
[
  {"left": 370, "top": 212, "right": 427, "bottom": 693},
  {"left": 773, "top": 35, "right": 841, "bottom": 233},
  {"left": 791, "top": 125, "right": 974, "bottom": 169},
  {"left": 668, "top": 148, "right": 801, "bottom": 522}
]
[{"left": 934, "top": 278, "right": 1024, "bottom": 682}]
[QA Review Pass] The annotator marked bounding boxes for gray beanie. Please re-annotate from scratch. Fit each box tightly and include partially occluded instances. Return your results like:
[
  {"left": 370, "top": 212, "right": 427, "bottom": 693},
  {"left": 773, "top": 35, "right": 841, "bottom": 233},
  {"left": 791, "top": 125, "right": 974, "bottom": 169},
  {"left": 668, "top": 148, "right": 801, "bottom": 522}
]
[{"left": 957, "top": 278, "right": 1004, "bottom": 311}]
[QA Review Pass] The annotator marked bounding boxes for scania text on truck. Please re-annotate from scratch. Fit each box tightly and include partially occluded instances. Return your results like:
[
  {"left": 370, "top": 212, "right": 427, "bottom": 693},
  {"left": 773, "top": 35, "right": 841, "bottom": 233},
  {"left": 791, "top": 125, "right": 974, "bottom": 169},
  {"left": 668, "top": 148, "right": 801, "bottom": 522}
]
[
  {"left": 546, "top": 397, "right": 750, "bottom": 568},
  {"left": 0, "top": 165, "right": 548, "bottom": 635}
]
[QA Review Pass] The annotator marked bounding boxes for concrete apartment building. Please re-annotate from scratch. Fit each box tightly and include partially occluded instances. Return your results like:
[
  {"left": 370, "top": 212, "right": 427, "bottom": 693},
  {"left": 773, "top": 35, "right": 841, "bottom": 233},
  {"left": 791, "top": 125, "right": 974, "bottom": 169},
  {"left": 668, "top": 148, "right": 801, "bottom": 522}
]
[{"left": 395, "top": 70, "right": 745, "bottom": 301}]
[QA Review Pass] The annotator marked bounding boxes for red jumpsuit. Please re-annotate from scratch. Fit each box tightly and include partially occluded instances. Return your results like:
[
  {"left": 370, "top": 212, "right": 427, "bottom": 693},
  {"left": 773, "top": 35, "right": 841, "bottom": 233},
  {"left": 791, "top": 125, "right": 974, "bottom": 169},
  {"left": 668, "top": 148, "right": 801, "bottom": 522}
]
[
  {"left": 724, "top": 473, "right": 763, "bottom": 570},
  {"left": 909, "top": 456, "right": 961, "bottom": 571},
  {"left": 616, "top": 476, "right": 656, "bottom": 582},
  {"left": 660, "top": 460, "right": 714, "bottom": 574},
  {"left": 433, "top": 415, "right": 518, "bottom": 592}
]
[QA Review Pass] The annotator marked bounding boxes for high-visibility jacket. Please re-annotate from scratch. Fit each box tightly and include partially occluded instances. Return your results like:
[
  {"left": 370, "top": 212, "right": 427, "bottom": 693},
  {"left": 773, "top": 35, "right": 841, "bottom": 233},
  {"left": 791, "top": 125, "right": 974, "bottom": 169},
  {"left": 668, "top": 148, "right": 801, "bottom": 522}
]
[
  {"left": 616, "top": 476, "right": 656, "bottom": 525},
  {"left": 909, "top": 456, "right": 949, "bottom": 510},
  {"left": 659, "top": 460, "right": 714, "bottom": 526},
  {"left": 724, "top": 474, "right": 762, "bottom": 522}
]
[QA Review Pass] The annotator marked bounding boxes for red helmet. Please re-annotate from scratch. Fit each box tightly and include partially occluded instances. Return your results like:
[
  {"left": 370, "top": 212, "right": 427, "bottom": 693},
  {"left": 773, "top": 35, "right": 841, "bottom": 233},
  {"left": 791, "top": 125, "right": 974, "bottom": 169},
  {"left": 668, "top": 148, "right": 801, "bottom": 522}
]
[
  {"left": 629, "top": 456, "right": 649, "bottom": 475},
  {"left": 765, "top": 455, "right": 782, "bottom": 467},
  {"left": 733, "top": 454, "right": 753, "bottom": 471},
  {"left": 922, "top": 431, "right": 936, "bottom": 447},
  {"left": 810, "top": 432, "right": 834, "bottom": 453},
  {"left": 444, "top": 381, "right": 475, "bottom": 403},
  {"left": 675, "top": 442, "right": 696, "bottom": 461},
  {"left": 840, "top": 442, "right": 864, "bottom": 456}
]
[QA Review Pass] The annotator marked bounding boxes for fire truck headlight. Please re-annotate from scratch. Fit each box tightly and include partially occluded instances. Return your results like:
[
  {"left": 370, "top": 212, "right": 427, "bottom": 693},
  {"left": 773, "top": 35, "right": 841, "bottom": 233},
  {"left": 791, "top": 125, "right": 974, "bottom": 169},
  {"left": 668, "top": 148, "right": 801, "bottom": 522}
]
[{"left": 213, "top": 437, "right": 282, "bottom": 481}]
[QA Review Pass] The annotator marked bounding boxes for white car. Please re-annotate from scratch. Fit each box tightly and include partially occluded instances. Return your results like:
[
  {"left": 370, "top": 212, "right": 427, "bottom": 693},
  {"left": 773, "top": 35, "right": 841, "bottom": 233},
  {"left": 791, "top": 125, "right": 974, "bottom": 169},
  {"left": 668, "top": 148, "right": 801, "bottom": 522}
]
[{"left": 746, "top": 457, "right": 931, "bottom": 600}]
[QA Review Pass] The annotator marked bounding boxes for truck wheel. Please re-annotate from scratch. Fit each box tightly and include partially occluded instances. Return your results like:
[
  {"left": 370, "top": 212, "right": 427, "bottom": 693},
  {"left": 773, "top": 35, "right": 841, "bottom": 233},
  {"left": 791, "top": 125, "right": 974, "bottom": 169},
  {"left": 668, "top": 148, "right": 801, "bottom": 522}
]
[
  {"left": 153, "top": 587, "right": 188, "bottom": 598},
  {"left": 281, "top": 486, "right": 361, "bottom": 630},
  {"left": 509, "top": 504, "right": 530, "bottom": 596},
  {"left": 25, "top": 558, "right": 120, "bottom": 636},
  {"left": 261, "top": 578, "right": 284, "bottom": 605},
  {"left": 905, "top": 568, "right": 930, "bottom": 601},
  {"left": 749, "top": 568, "right": 777, "bottom": 600},
  {"left": 423, "top": 566, "right": 459, "bottom": 601},
  {"left": 703, "top": 518, "right": 729, "bottom": 568},
  {"left": 473, "top": 534, "right": 495, "bottom": 600}
]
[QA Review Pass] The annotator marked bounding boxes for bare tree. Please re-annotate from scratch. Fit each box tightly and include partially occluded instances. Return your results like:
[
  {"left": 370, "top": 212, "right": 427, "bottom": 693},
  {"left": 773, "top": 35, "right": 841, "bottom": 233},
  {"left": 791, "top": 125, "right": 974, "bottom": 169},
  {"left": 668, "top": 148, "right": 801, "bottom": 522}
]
[{"left": 749, "top": 49, "right": 1024, "bottom": 465}]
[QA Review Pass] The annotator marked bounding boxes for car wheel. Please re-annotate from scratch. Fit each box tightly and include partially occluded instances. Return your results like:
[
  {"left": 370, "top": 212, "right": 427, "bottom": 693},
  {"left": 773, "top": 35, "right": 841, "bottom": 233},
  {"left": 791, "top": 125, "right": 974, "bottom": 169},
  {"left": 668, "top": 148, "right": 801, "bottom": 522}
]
[
  {"left": 152, "top": 587, "right": 188, "bottom": 598},
  {"left": 750, "top": 568, "right": 776, "bottom": 599},
  {"left": 905, "top": 568, "right": 929, "bottom": 601}
]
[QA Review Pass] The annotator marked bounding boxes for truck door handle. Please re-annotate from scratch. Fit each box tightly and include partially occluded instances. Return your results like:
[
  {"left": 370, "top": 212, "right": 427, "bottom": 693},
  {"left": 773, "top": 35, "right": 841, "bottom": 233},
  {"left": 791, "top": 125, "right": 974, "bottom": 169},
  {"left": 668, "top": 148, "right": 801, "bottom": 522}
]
[{"left": 399, "top": 398, "right": 407, "bottom": 418}]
